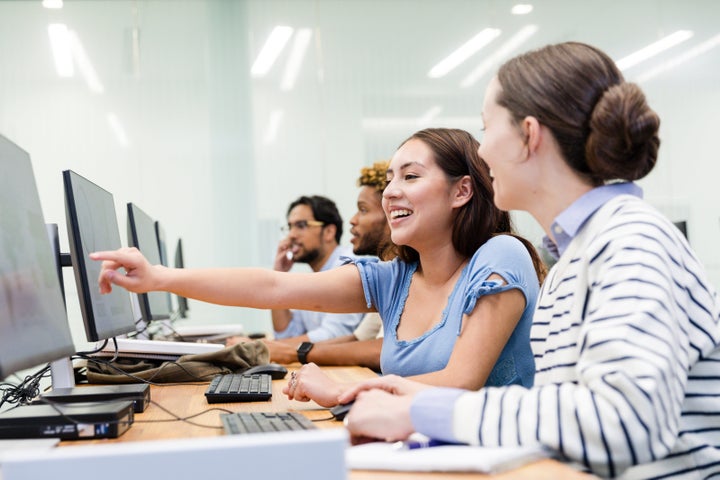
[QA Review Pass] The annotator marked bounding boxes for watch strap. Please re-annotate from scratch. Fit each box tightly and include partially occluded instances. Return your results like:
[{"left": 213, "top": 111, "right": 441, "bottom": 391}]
[{"left": 296, "top": 341, "right": 314, "bottom": 364}]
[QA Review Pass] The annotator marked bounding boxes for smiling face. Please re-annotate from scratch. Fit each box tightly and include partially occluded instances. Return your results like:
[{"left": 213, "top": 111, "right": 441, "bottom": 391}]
[
  {"left": 478, "top": 76, "right": 534, "bottom": 212},
  {"left": 382, "top": 138, "right": 457, "bottom": 250}
]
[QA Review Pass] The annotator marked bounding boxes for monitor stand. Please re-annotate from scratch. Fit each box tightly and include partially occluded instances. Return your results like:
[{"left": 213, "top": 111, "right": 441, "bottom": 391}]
[
  {"left": 44, "top": 351, "right": 150, "bottom": 413},
  {"left": 49, "top": 358, "right": 75, "bottom": 389},
  {"left": 45, "top": 234, "right": 151, "bottom": 412},
  {"left": 130, "top": 294, "right": 150, "bottom": 339}
]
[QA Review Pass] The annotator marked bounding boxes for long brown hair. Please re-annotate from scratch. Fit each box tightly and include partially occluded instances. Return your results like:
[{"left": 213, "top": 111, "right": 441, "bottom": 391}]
[{"left": 388, "top": 128, "right": 546, "bottom": 283}]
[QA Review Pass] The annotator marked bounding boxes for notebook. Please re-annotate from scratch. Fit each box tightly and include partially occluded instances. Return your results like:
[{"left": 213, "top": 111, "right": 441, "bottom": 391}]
[{"left": 346, "top": 433, "right": 550, "bottom": 474}]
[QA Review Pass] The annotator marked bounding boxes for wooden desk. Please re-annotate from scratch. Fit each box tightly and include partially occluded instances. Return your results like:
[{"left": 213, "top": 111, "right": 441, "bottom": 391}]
[{"left": 61, "top": 366, "right": 593, "bottom": 479}]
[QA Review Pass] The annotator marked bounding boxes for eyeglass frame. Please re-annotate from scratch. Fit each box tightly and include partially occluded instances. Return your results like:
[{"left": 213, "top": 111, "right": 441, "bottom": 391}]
[{"left": 280, "top": 219, "right": 326, "bottom": 233}]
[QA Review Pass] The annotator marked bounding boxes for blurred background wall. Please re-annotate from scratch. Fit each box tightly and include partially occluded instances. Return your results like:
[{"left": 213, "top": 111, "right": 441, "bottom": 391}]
[{"left": 0, "top": 0, "right": 717, "bottom": 344}]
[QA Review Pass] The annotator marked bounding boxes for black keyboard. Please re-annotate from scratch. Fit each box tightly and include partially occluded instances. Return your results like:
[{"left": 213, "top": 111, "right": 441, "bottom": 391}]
[
  {"left": 221, "top": 411, "right": 317, "bottom": 435},
  {"left": 204, "top": 373, "right": 272, "bottom": 403}
]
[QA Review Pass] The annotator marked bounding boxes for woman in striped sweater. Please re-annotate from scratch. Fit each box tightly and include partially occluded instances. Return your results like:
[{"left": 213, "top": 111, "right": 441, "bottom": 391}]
[{"left": 342, "top": 42, "right": 720, "bottom": 478}]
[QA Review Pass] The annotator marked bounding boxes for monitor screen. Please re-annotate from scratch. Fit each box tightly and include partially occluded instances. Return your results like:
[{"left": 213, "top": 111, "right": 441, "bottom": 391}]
[
  {"left": 126, "top": 203, "right": 171, "bottom": 322},
  {"left": 673, "top": 220, "right": 688, "bottom": 240},
  {"left": 63, "top": 170, "right": 137, "bottom": 342},
  {"left": 174, "top": 238, "right": 189, "bottom": 318},
  {"left": 0, "top": 135, "right": 75, "bottom": 379}
]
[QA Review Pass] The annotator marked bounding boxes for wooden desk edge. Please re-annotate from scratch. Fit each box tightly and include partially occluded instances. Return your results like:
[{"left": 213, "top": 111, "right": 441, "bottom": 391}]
[{"left": 59, "top": 366, "right": 593, "bottom": 479}]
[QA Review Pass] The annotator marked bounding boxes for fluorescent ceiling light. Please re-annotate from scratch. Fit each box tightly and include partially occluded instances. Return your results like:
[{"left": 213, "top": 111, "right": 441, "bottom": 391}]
[
  {"left": 43, "top": 0, "right": 63, "bottom": 8},
  {"left": 68, "top": 30, "right": 104, "bottom": 93},
  {"left": 616, "top": 30, "right": 694, "bottom": 70},
  {"left": 511, "top": 4, "right": 533, "bottom": 15},
  {"left": 461, "top": 25, "right": 538, "bottom": 88},
  {"left": 417, "top": 105, "right": 443, "bottom": 126},
  {"left": 251, "top": 26, "right": 294, "bottom": 77},
  {"left": 106, "top": 113, "right": 129, "bottom": 147},
  {"left": 263, "top": 109, "right": 285, "bottom": 145},
  {"left": 48, "top": 24, "right": 73, "bottom": 77},
  {"left": 280, "top": 28, "right": 312, "bottom": 91},
  {"left": 635, "top": 33, "right": 720, "bottom": 83},
  {"left": 428, "top": 28, "right": 501, "bottom": 78}
]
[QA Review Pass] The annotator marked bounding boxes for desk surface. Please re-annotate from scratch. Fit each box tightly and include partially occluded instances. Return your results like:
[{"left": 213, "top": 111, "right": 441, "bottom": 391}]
[{"left": 61, "top": 366, "right": 593, "bottom": 479}]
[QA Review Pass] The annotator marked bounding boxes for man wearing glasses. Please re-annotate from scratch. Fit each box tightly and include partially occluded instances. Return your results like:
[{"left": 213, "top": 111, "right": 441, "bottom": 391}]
[
  {"left": 271, "top": 195, "right": 364, "bottom": 345},
  {"left": 257, "top": 163, "right": 390, "bottom": 370}
]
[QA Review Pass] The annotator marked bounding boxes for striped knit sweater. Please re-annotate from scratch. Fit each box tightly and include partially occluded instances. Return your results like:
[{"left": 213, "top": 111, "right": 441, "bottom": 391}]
[{"left": 452, "top": 195, "right": 720, "bottom": 478}]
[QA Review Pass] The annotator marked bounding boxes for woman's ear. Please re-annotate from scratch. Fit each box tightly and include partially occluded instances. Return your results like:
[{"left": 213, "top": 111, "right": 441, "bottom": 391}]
[
  {"left": 452, "top": 175, "right": 473, "bottom": 208},
  {"left": 522, "top": 116, "right": 542, "bottom": 156}
]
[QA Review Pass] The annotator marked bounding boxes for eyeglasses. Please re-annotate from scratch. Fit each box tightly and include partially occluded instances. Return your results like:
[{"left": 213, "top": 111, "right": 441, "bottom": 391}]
[{"left": 280, "top": 220, "right": 325, "bottom": 233}]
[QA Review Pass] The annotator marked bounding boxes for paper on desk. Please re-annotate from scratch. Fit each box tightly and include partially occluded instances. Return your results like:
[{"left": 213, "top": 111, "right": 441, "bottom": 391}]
[{"left": 346, "top": 436, "right": 550, "bottom": 473}]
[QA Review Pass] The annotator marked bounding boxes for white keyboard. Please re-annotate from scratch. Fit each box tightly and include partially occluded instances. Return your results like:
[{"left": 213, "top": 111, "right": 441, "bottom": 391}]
[
  {"left": 172, "top": 323, "right": 245, "bottom": 337},
  {"left": 96, "top": 338, "right": 224, "bottom": 361}
]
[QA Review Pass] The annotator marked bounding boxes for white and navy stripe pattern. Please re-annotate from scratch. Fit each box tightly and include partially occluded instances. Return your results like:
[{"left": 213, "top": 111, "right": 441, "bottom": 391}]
[{"left": 454, "top": 196, "right": 720, "bottom": 478}]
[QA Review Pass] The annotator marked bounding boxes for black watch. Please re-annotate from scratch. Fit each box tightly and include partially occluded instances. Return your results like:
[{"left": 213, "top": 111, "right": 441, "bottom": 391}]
[{"left": 296, "top": 341, "right": 314, "bottom": 364}]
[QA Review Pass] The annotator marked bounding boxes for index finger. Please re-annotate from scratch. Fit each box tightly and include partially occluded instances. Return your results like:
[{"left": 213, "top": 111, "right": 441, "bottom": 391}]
[{"left": 89, "top": 250, "right": 129, "bottom": 262}]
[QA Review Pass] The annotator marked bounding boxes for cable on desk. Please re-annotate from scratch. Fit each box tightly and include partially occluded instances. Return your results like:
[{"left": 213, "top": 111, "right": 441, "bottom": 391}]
[
  {"left": 0, "top": 362, "right": 51, "bottom": 408},
  {"left": 133, "top": 399, "right": 232, "bottom": 429},
  {"left": 311, "top": 415, "right": 336, "bottom": 422}
]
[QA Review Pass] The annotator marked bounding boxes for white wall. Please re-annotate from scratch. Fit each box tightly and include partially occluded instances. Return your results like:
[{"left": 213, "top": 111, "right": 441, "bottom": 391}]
[{"left": 0, "top": 0, "right": 718, "bottom": 348}]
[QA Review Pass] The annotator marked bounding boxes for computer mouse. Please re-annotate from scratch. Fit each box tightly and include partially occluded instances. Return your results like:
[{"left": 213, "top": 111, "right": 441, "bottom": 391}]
[
  {"left": 243, "top": 363, "right": 288, "bottom": 380},
  {"left": 329, "top": 401, "right": 354, "bottom": 421}
]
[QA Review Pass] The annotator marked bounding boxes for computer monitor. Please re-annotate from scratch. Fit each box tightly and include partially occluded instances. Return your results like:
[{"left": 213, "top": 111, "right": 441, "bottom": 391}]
[
  {"left": 174, "top": 238, "right": 189, "bottom": 319},
  {"left": 126, "top": 203, "right": 172, "bottom": 323},
  {"left": 0, "top": 134, "right": 76, "bottom": 380},
  {"left": 155, "top": 220, "right": 168, "bottom": 267},
  {"left": 46, "top": 223, "right": 68, "bottom": 305},
  {"left": 673, "top": 220, "right": 688, "bottom": 240},
  {"left": 63, "top": 170, "right": 137, "bottom": 342}
]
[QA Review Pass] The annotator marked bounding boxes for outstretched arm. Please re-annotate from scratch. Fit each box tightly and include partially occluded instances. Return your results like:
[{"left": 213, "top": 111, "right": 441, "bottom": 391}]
[{"left": 90, "top": 247, "right": 370, "bottom": 313}]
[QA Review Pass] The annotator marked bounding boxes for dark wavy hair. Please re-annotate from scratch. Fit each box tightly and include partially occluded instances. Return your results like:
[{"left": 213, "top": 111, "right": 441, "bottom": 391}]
[
  {"left": 389, "top": 128, "right": 546, "bottom": 283},
  {"left": 496, "top": 42, "right": 660, "bottom": 185}
]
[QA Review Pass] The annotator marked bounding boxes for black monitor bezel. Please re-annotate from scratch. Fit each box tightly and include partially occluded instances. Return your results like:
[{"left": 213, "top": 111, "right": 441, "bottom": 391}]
[
  {"left": 126, "top": 203, "right": 171, "bottom": 323},
  {"left": 63, "top": 169, "right": 136, "bottom": 342},
  {"left": 174, "top": 238, "right": 189, "bottom": 318},
  {"left": 0, "top": 135, "right": 75, "bottom": 379}
]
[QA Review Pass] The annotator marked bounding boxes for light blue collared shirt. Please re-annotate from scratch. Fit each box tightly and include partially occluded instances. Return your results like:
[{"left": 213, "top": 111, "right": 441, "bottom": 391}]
[{"left": 542, "top": 182, "right": 643, "bottom": 260}]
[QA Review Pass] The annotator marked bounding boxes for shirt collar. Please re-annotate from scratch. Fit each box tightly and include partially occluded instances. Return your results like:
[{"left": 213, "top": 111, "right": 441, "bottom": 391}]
[
  {"left": 543, "top": 182, "right": 643, "bottom": 259},
  {"left": 321, "top": 245, "right": 354, "bottom": 272}
]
